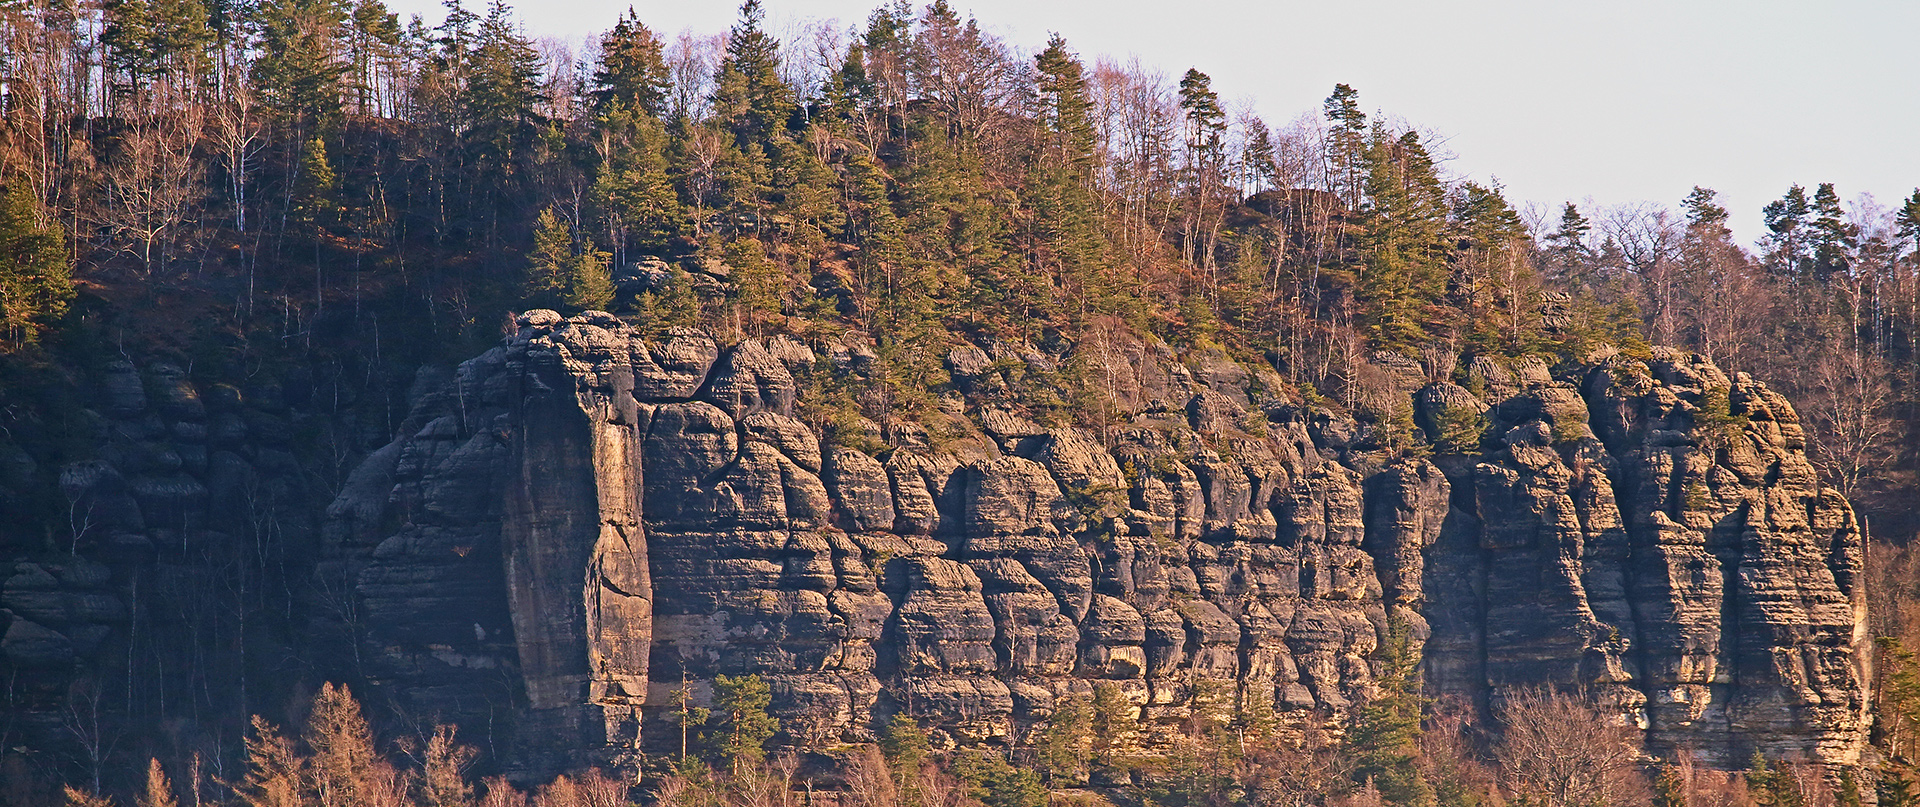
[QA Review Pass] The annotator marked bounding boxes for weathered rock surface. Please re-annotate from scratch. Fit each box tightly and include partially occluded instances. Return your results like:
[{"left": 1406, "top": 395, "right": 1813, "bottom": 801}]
[{"left": 327, "top": 313, "right": 1870, "bottom": 774}]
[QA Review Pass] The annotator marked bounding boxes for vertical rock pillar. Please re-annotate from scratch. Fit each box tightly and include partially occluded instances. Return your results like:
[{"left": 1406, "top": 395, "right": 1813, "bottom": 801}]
[{"left": 501, "top": 311, "right": 651, "bottom": 765}]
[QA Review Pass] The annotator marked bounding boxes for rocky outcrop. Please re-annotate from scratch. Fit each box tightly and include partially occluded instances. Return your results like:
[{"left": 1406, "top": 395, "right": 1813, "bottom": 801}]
[
  {"left": 327, "top": 313, "right": 1870, "bottom": 774},
  {"left": 0, "top": 358, "right": 338, "bottom": 761}
]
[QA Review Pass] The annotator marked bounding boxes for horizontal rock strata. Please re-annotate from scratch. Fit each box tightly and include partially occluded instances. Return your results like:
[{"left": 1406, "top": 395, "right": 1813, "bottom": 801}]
[{"left": 328, "top": 311, "right": 1869, "bottom": 774}]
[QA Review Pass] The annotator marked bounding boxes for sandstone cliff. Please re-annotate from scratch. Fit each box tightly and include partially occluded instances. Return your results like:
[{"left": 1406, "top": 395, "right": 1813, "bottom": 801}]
[{"left": 324, "top": 310, "right": 1870, "bottom": 774}]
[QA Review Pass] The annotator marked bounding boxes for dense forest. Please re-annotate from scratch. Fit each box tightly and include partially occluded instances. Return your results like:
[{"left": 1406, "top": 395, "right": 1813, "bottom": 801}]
[{"left": 3, "top": 0, "right": 1920, "bottom": 805}]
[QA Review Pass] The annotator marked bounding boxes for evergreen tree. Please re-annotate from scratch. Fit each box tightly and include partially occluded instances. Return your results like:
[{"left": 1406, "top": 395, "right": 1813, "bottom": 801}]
[
  {"left": 1450, "top": 181, "right": 1534, "bottom": 352},
  {"left": 566, "top": 237, "right": 613, "bottom": 311},
  {"left": 1242, "top": 117, "right": 1279, "bottom": 192},
  {"left": 1034, "top": 694, "right": 1093, "bottom": 785},
  {"left": 461, "top": 0, "right": 542, "bottom": 182},
  {"left": 1034, "top": 35, "right": 1095, "bottom": 172},
  {"left": 591, "top": 9, "right": 670, "bottom": 116},
  {"left": 1029, "top": 35, "right": 1112, "bottom": 320},
  {"left": 706, "top": 673, "right": 778, "bottom": 769},
  {"left": 252, "top": 0, "right": 351, "bottom": 125},
  {"left": 1683, "top": 185, "right": 1729, "bottom": 228},
  {"left": 1882, "top": 771, "right": 1919, "bottom": 807},
  {"left": 591, "top": 103, "right": 683, "bottom": 256},
  {"left": 525, "top": 207, "right": 574, "bottom": 306},
  {"left": 1652, "top": 765, "right": 1685, "bottom": 807},
  {"left": 1745, "top": 753, "right": 1806, "bottom": 807},
  {"left": 1177, "top": 68, "right": 1227, "bottom": 272},
  {"left": 1763, "top": 184, "right": 1812, "bottom": 279},
  {"left": 820, "top": 40, "right": 875, "bottom": 135},
  {"left": 1357, "top": 129, "right": 1451, "bottom": 351},
  {"left": 1808, "top": 182, "right": 1856, "bottom": 280},
  {"left": 1897, "top": 190, "right": 1920, "bottom": 258},
  {"left": 293, "top": 136, "right": 339, "bottom": 233},
  {"left": 879, "top": 714, "right": 930, "bottom": 792},
  {"left": 1089, "top": 682, "right": 1138, "bottom": 782},
  {"left": 664, "top": 681, "right": 711, "bottom": 762},
  {"left": 0, "top": 182, "right": 75, "bottom": 346},
  {"left": 1324, "top": 83, "right": 1368, "bottom": 208},
  {"left": 951, "top": 752, "right": 1047, "bottom": 807},
  {"left": 768, "top": 132, "right": 842, "bottom": 251},
  {"left": 345, "top": 0, "right": 404, "bottom": 115},
  {"left": 711, "top": 0, "right": 791, "bottom": 150},
  {"left": 1347, "top": 619, "right": 1431, "bottom": 806},
  {"left": 1840, "top": 768, "right": 1864, "bottom": 807},
  {"left": 727, "top": 236, "right": 783, "bottom": 333},
  {"left": 103, "top": 0, "right": 215, "bottom": 87},
  {"left": 1546, "top": 202, "right": 1592, "bottom": 267}
]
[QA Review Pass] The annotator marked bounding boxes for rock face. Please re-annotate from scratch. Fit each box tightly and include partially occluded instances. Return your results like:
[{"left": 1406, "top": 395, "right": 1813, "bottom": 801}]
[{"left": 327, "top": 313, "right": 1870, "bottom": 774}]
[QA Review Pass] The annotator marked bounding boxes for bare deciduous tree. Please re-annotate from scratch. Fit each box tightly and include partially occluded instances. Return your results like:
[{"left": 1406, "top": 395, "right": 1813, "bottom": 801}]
[
  {"left": 99, "top": 79, "right": 205, "bottom": 277},
  {"left": 1799, "top": 346, "right": 1898, "bottom": 503},
  {"left": 1493, "top": 687, "right": 1647, "bottom": 807}
]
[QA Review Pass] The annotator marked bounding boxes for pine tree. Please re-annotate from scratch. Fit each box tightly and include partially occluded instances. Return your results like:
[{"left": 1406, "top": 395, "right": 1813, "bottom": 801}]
[
  {"left": 726, "top": 236, "right": 783, "bottom": 334},
  {"left": 1745, "top": 753, "right": 1805, "bottom": 807},
  {"left": 706, "top": 673, "right": 778, "bottom": 769},
  {"left": 1652, "top": 765, "right": 1685, "bottom": 807},
  {"left": 1882, "top": 771, "right": 1919, "bottom": 807},
  {"left": 525, "top": 207, "right": 574, "bottom": 307},
  {"left": 768, "top": 132, "right": 842, "bottom": 251},
  {"left": 1035, "top": 694, "right": 1093, "bottom": 785},
  {"left": 1546, "top": 203, "right": 1592, "bottom": 263},
  {"left": 879, "top": 714, "right": 929, "bottom": 791},
  {"left": 896, "top": 119, "right": 1016, "bottom": 329},
  {"left": 820, "top": 41, "right": 872, "bottom": 130},
  {"left": 711, "top": 0, "right": 791, "bottom": 150},
  {"left": 1897, "top": 190, "right": 1920, "bottom": 256},
  {"left": 1683, "top": 186, "right": 1729, "bottom": 228},
  {"left": 1029, "top": 35, "right": 1112, "bottom": 320},
  {"left": 1347, "top": 619, "right": 1432, "bottom": 806},
  {"left": 1089, "top": 682, "right": 1138, "bottom": 781},
  {"left": 1242, "top": 117, "right": 1280, "bottom": 192},
  {"left": 252, "top": 0, "right": 351, "bottom": 125},
  {"left": 103, "top": 0, "right": 215, "bottom": 88},
  {"left": 1763, "top": 184, "right": 1812, "bottom": 279},
  {"left": 1035, "top": 35, "right": 1095, "bottom": 172},
  {"left": 566, "top": 238, "right": 613, "bottom": 311},
  {"left": 345, "top": 0, "right": 403, "bottom": 115},
  {"left": 1324, "top": 83, "right": 1369, "bottom": 209},
  {"left": 591, "top": 103, "right": 683, "bottom": 256},
  {"left": 1808, "top": 182, "right": 1856, "bottom": 280},
  {"left": 1177, "top": 68, "right": 1227, "bottom": 273},
  {"left": 635, "top": 270, "right": 700, "bottom": 337},
  {"left": 1542, "top": 201, "right": 1598, "bottom": 294},
  {"left": 591, "top": 9, "right": 670, "bottom": 116},
  {"left": 462, "top": 0, "right": 542, "bottom": 244},
  {"left": 1450, "top": 181, "right": 1535, "bottom": 353},
  {"left": 0, "top": 182, "right": 75, "bottom": 346},
  {"left": 293, "top": 137, "right": 339, "bottom": 233},
  {"left": 1357, "top": 129, "right": 1451, "bottom": 351}
]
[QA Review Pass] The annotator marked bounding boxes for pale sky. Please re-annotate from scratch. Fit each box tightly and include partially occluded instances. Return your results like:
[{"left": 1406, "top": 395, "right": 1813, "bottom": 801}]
[{"left": 394, "top": 0, "right": 1920, "bottom": 244}]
